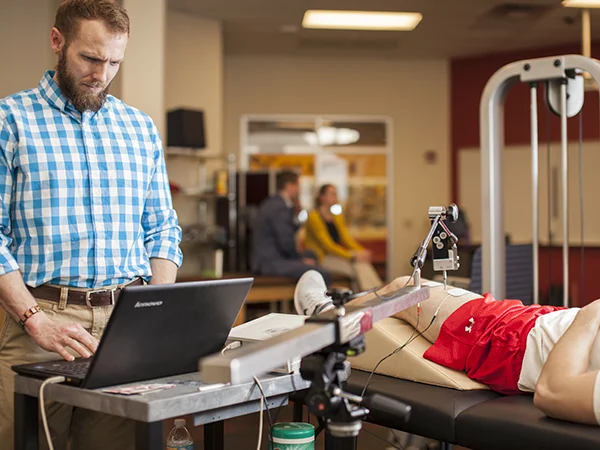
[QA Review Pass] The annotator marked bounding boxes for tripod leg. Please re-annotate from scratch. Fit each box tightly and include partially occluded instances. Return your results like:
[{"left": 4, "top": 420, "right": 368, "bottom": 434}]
[
  {"left": 293, "top": 400, "right": 304, "bottom": 422},
  {"left": 324, "top": 432, "right": 357, "bottom": 450}
]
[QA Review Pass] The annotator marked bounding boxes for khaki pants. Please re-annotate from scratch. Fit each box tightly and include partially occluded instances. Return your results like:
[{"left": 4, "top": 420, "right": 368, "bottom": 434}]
[
  {"left": 320, "top": 255, "right": 383, "bottom": 292},
  {"left": 0, "top": 298, "right": 135, "bottom": 450}
]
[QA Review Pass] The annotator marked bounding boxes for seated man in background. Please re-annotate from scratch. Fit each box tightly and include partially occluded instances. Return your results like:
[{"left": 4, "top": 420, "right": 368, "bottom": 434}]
[
  {"left": 251, "top": 171, "right": 330, "bottom": 284},
  {"left": 294, "top": 270, "right": 600, "bottom": 426},
  {"left": 304, "top": 184, "right": 381, "bottom": 292}
]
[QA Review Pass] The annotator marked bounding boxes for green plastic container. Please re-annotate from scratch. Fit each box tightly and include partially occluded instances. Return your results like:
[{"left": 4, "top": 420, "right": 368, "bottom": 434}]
[{"left": 270, "top": 422, "right": 315, "bottom": 450}]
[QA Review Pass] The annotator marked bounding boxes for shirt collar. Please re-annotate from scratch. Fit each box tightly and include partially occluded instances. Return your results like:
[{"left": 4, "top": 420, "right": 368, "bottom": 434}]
[
  {"left": 37, "top": 70, "right": 112, "bottom": 118},
  {"left": 38, "top": 70, "right": 71, "bottom": 114},
  {"left": 279, "top": 193, "right": 293, "bottom": 209}
]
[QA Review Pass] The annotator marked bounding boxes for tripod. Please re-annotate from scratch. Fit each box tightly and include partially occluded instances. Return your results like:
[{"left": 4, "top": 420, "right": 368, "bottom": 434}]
[{"left": 300, "top": 288, "right": 411, "bottom": 450}]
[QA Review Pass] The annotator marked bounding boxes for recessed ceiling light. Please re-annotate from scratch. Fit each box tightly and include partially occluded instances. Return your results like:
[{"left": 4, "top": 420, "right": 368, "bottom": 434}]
[
  {"left": 302, "top": 10, "right": 422, "bottom": 31},
  {"left": 562, "top": 0, "right": 600, "bottom": 8}
]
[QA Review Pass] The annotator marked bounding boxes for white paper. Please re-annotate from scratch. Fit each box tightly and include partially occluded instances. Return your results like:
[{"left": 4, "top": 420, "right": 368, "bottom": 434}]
[
  {"left": 228, "top": 313, "right": 307, "bottom": 342},
  {"left": 102, "top": 383, "right": 175, "bottom": 395}
]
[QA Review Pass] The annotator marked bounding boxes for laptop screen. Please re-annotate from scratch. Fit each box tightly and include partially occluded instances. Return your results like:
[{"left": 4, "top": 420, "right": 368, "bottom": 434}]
[{"left": 81, "top": 278, "right": 252, "bottom": 389}]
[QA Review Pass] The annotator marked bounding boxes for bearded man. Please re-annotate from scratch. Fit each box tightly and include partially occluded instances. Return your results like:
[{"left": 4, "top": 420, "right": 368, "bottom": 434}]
[{"left": 0, "top": 1, "right": 183, "bottom": 448}]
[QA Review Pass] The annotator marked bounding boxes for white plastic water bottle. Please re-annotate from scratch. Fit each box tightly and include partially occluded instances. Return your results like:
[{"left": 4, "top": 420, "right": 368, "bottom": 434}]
[{"left": 166, "top": 418, "right": 194, "bottom": 450}]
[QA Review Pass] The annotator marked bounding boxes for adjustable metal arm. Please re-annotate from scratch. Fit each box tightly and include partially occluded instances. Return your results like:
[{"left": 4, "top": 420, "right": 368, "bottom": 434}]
[
  {"left": 410, "top": 214, "right": 441, "bottom": 274},
  {"left": 410, "top": 204, "right": 460, "bottom": 289}
]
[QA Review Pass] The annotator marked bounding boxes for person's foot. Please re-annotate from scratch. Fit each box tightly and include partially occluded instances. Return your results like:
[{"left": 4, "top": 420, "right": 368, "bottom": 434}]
[{"left": 294, "top": 270, "right": 334, "bottom": 316}]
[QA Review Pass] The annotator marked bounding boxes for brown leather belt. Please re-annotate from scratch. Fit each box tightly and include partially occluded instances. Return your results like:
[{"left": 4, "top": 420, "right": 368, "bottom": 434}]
[{"left": 28, "top": 278, "right": 144, "bottom": 307}]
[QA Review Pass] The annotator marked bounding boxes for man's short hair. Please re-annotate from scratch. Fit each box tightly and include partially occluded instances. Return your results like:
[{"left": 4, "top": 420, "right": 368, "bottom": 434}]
[
  {"left": 55, "top": 0, "right": 130, "bottom": 44},
  {"left": 276, "top": 171, "right": 299, "bottom": 191}
]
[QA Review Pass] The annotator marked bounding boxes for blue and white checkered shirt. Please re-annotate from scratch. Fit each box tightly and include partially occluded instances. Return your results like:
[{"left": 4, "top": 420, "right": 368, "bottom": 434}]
[{"left": 0, "top": 71, "right": 183, "bottom": 288}]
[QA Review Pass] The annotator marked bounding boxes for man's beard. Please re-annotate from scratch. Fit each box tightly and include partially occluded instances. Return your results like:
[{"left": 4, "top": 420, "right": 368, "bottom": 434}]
[{"left": 56, "top": 51, "right": 109, "bottom": 113}]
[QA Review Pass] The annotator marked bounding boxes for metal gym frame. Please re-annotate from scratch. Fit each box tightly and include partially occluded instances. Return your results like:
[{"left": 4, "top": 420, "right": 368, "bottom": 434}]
[{"left": 481, "top": 54, "right": 600, "bottom": 306}]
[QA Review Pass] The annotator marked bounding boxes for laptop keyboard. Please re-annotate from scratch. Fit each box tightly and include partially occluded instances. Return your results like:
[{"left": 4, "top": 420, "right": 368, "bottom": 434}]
[{"left": 47, "top": 360, "right": 91, "bottom": 376}]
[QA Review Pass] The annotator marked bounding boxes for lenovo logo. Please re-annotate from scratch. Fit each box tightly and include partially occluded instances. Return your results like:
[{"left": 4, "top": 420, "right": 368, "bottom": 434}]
[{"left": 134, "top": 301, "right": 163, "bottom": 308}]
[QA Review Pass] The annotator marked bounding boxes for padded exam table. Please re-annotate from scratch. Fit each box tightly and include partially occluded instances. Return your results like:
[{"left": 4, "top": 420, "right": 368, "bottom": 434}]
[
  {"left": 346, "top": 370, "right": 600, "bottom": 450},
  {"left": 337, "top": 281, "right": 600, "bottom": 450}
]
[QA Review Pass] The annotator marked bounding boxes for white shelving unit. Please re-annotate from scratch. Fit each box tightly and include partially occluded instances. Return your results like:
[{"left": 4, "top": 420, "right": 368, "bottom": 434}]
[{"left": 165, "top": 148, "right": 237, "bottom": 275}]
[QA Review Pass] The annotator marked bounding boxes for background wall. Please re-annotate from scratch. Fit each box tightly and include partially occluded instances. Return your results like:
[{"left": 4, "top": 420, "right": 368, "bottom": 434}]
[
  {"left": 451, "top": 42, "right": 600, "bottom": 183},
  {"left": 224, "top": 55, "right": 450, "bottom": 277},
  {"left": 121, "top": 0, "right": 166, "bottom": 135},
  {"left": 0, "top": 0, "right": 59, "bottom": 99}
]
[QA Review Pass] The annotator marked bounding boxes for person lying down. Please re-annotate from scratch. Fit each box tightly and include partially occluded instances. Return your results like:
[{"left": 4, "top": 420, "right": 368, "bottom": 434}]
[{"left": 293, "top": 270, "right": 600, "bottom": 426}]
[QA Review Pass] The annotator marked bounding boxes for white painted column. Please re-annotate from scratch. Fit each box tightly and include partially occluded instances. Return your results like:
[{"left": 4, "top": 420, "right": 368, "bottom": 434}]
[
  {"left": 119, "top": 0, "right": 166, "bottom": 136},
  {"left": 165, "top": 12, "right": 223, "bottom": 154},
  {"left": 0, "top": 0, "right": 57, "bottom": 98},
  {"left": 163, "top": 11, "right": 225, "bottom": 277}
]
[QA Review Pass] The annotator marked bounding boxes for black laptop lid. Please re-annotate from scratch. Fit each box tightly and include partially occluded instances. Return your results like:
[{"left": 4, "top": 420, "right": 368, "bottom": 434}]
[{"left": 82, "top": 278, "right": 252, "bottom": 389}]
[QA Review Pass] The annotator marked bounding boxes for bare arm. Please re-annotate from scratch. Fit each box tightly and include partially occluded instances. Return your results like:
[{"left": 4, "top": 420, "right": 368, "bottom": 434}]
[
  {"left": 148, "top": 258, "right": 178, "bottom": 285},
  {"left": 0, "top": 271, "right": 98, "bottom": 361},
  {"left": 0, "top": 270, "right": 39, "bottom": 323},
  {"left": 534, "top": 300, "right": 600, "bottom": 425}
]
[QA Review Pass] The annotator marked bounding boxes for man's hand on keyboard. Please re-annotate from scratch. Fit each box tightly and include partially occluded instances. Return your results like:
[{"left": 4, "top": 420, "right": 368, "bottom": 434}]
[{"left": 24, "top": 312, "right": 99, "bottom": 361}]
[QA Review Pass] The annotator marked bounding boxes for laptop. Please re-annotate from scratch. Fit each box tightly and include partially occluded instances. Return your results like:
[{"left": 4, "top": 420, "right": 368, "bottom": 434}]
[{"left": 12, "top": 278, "right": 253, "bottom": 389}]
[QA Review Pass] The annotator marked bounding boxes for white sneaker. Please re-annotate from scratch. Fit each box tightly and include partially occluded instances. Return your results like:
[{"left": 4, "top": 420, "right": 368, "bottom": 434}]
[{"left": 294, "top": 270, "right": 334, "bottom": 316}]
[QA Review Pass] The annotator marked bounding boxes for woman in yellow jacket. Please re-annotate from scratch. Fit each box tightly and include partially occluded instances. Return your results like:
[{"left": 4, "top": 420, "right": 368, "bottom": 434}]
[{"left": 304, "top": 184, "right": 382, "bottom": 291}]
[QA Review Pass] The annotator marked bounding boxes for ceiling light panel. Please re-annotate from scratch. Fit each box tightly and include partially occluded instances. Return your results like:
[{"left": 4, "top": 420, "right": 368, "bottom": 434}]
[
  {"left": 562, "top": 0, "right": 600, "bottom": 8},
  {"left": 302, "top": 10, "right": 423, "bottom": 31}
]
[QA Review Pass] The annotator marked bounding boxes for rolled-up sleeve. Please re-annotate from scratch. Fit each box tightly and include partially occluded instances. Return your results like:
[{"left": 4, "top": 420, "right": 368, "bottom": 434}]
[
  {"left": 141, "top": 126, "right": 183, "bottom": 267},
  {"left": 0, "top": 112, "right": 20, "bottom": 275}
]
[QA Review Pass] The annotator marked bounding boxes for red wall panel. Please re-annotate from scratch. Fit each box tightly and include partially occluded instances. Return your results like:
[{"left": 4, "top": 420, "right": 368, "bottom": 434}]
[{"left": 451, "top": 42, "right": 600, "bottom": 203}]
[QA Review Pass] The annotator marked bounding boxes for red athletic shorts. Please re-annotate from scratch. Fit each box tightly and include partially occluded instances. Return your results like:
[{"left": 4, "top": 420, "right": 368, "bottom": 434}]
[{"left": 423, "top": 294, "right": 565, "bottom": 395}]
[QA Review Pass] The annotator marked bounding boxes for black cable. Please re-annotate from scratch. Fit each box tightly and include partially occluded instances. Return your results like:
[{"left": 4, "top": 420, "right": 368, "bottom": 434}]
[
  {"left": 360, "top": 312, "right": 436, "bottom": 400},
  {"left": 579, "top": 109, "right": 585, "bottom": 305},
  {"left": 315, "top": 416, "right": 327, "bottom": 438},
  {"left": 373, "top": 268, "right": 417, "bottom": 302},
  {"left": 360, "top": 427, "right": 405, "bottom": 450},
  {"left": 272, "top": 369, "right": 299, "bottom": 426}
]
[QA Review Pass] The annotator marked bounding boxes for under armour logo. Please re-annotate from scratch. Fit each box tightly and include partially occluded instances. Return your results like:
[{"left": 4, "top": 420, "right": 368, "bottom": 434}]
[{"left": 465, "top": 317, "right": 475, "bottom": 333}]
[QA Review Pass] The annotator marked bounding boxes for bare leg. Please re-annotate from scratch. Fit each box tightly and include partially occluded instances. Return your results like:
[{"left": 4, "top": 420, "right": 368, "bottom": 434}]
[{"left": 347, "top": 275, "right": 483, "bottom": 344}]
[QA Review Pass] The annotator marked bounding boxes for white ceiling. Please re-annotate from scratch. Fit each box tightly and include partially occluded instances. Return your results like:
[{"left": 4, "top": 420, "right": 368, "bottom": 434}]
[{"left": 167, "top": 0, "right": 600, "bottom": 58}]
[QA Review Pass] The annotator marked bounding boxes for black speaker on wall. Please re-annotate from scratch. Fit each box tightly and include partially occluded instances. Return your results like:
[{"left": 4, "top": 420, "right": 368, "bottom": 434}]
[{"left": 167, "top": 108, "right": 206, "bottom": 149}]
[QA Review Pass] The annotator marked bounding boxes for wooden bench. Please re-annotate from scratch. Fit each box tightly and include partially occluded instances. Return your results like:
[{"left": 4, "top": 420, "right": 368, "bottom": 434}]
[{"left": 177, "top": 272, "right": 351, "bottom": 326}]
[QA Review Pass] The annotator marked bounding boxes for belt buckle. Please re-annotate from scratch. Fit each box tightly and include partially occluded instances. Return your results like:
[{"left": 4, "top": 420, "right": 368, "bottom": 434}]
[{"left": 85, "top": 288, "right": 116, "bottom": 307}]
